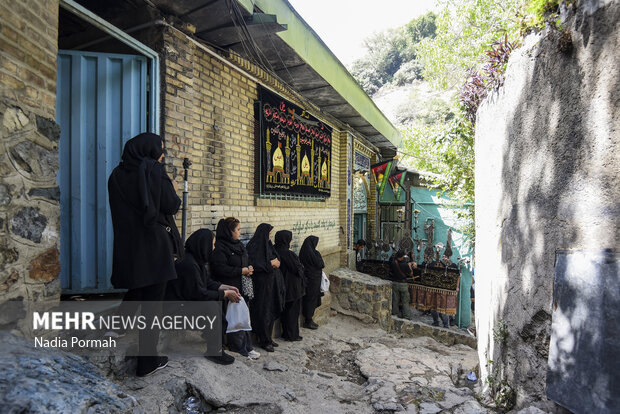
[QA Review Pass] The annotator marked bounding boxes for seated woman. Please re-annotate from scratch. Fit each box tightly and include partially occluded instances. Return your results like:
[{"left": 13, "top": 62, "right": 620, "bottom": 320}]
[
  {"left": 211, "top": 218, "right": 260, "bottom": 360},
  {"left": 274, "top": 230, "right": 304, "bottom": 341},
  {"left": 246, "top": 223, "right": 283, "bottom": 352},
  {"left": 166, "top": 229, "right": 241, "bottom": 365},
  {"left": 299, "top": 235, "right": 324, "bottom": 330}
]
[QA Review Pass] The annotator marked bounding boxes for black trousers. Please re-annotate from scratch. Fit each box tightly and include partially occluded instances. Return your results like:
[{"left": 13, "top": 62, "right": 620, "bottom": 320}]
[
  {"left": 119, "top": 282, "right": 167, "bottom": 375},
  {"left": 302, "top": 274, "right": 321, "bottom": 322},
  {"left": 281, "top": 298, "right": 301, "bottom": 339}
]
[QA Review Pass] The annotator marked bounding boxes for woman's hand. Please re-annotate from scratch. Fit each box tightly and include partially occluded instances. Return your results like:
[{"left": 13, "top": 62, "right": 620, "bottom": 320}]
[
  {"left": 242, "top": 266, "right": 254, "bottom": 276},
  {"left": 219, "top": 284, "right": 240, "bottom": 294},
  {"left": 271, "top": 258, "right": 280, "bottom": 268},
  {"left": 224, "top": 290, "right": 241, "bottom": 302}
]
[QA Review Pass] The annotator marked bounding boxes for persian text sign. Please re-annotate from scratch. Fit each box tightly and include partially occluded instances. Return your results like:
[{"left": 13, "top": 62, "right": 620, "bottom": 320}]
[{"left": 257, "top": 86, "right": 332, "bottom": 196}]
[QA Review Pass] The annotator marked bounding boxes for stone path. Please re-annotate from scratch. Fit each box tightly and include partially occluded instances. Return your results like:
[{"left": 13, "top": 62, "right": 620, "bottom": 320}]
[{"left": 120, "top": 314, "right": 488, "bottom": 413}]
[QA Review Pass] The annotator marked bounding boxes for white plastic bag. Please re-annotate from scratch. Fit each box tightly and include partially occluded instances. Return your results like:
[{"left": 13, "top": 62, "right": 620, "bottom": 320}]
[
  {"left": 226, "top": 297, "right": 252, "bottom": 333},
  {"left": 320, "top": 271, "right": 330, "bottom": 292}
]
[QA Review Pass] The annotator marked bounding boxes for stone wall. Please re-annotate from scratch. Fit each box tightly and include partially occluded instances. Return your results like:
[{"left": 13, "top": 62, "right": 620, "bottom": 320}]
[
  {"left": 474, "top": 0, "right": 619, "bottom": 408},
  {"left": 0, "top": 1, "right": 61, "bottom": 311},
  {"left": 328, "top": 268, "right": 392, "bottom": 330}
]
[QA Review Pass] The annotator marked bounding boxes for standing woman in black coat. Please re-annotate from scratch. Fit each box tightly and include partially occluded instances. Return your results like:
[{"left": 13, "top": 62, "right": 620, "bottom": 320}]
[
  {"left": 246, "top": 223, "right": 282, "bottom": 352},
  {"left": 274, "top": 230, "right": 305, "bottom": 341},
  {"left": 108, "top": 132, "right": 181, "bottom": 377},
  {"left": 211, "top": 218, "right": 260, "bottom": 359},
  {"left": 299, "top": 235, "right": 325, "bottom": 330}
]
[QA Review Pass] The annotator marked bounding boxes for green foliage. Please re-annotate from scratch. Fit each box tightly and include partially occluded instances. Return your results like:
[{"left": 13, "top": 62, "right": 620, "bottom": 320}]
[
  {"left": 526, "top": 0, "right": 561, "bottom": 29},
  {"left": 350, "top": 12, "right": 437, "bottom": 94},
  {"left": 417, "top": 0, "right": 525, "bottom": 91},
  {"left": 400, "top": 106, "right": 475, "bottom": 239},
  {"left": 493, "top": 319, "right": 509, "bottom": 344}
]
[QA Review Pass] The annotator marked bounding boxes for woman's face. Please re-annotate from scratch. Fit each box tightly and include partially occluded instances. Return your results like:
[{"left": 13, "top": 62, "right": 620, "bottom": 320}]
[
  {"left": 158, "top": 142, "right": 164, "bottom": 163},
  {"left": 212, "top": 236, "right": 216, "bottom": 250},
  {"left": 232, "top": 223, "right": 241, "bottom": 240}
]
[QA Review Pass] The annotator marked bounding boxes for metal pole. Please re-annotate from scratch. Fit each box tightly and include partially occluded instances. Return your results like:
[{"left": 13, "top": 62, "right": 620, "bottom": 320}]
[{"left": 181, "top": 157, "right": 192, "bottom": 242}]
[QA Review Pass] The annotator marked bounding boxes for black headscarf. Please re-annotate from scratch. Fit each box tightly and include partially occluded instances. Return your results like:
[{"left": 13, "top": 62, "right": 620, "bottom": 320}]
[
  {"left": 246, "top": 223, "right": 278, "bottom": 273},
  {"left": 274, "top": 230, "right": 292, "bottom": 250},
  {"left": 299, "top": 235, "right": 325, "bottom": 270},
  {"left": 215, "top": 219, "right": 245, "bottom": 256},
  {"left": 184, "top": 229, "right": 214, "bottom": 266},
  {"left": 112, "top": 133, "right": 164, "bottom": 226},
  {"left": 167, "top": 228, "right": 223, "bottom": 301}
]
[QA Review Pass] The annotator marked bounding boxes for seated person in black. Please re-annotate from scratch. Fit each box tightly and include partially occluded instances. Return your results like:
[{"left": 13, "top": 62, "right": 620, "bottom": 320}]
[
  {"left": 166, "top": 229, "right": 241, "bottom": 365},
  {"left": 389, "top": 250, "right": 414, "bottom": 319}
]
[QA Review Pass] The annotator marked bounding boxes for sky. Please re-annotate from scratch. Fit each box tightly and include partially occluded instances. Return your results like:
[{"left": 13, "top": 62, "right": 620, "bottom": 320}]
[{"left": 288, "top": 0, "right": 437, "bottom": 66}]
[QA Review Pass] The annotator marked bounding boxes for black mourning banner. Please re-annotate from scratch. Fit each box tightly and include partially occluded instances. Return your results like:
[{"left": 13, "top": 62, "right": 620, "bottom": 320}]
[{"left": 256, "top": 86, "right": 332, "bottom": 197}]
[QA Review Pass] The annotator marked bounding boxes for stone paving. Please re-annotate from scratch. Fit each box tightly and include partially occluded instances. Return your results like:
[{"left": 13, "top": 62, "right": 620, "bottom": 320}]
[{"left": 119, "top": 314, "right": 488, "bottom": 413}]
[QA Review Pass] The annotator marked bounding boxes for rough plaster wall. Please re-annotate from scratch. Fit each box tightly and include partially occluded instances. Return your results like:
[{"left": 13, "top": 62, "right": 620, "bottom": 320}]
[{"left": 475, "top": 0, "right": 619, "bottom": 407}]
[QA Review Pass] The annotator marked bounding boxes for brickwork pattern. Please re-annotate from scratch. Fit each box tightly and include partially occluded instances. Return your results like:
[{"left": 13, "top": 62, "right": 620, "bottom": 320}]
[
  {"left": 160, "top": 28, "right": 346, "bottom": 272},
  {"left": 0, "top": 0, "right": 59, "bottom": 119}
]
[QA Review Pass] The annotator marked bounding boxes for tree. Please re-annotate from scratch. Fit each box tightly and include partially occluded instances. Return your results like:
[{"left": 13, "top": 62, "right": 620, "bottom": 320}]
[{"left": 417, "top": 0, "right": 525, "bottom": 90}]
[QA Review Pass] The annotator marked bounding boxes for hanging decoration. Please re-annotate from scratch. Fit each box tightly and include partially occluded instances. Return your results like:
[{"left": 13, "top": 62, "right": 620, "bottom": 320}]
[{"left": 255, "top": 86, "right": 332, "bottom": 196}]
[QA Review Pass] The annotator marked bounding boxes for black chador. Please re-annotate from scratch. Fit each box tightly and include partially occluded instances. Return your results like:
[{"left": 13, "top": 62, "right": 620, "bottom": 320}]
[
  {"left": 108, "top": 132, "right": 181, "bottom": 377},
  {"left": 211, "top": 220, "right": 247, "bottom": 291},
  {"left": 211, "top": 219, "right": 255, "bottom": 357},
  {"left": 299, "top": 235, "right": 325, "bottom": 329},
  {"left": 108, "top": 133, "right": 181, "bottom": 290},
  {"left": 167, "top": 229, "right": 224, "bottom": 301},
  {"left": 246, "top": 223, "right": 284, "bottom": 349},
  {"left": 274, "top": 230, "right": 305, "bottom": 341}
]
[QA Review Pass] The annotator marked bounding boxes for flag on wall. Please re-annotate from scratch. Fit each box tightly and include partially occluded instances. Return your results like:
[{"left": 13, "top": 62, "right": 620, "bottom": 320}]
[
  {"left": 370, "top": 159, "right": 393, "bottom": 197},
  {"left": 388, "top": 170, "right": 407, "bottom": 199}
]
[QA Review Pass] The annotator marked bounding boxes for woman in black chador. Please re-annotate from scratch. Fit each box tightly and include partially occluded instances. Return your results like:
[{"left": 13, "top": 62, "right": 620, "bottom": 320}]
[
  {"left": 211, "top": 217, "right": 260, "bottom": 360},
  {"left": 274, "top": 230, "right": 305, "bottom": 341},
  {"left": 167, "top": 229, "right": 241, "bottom": 364},
  {"left": 299, "top": 235, "right": 325, "bottom": 330},
  {"left": 246, "top": 223, "right": 283, "bottom": 352},
  {"left": 108, "top": 132, "right": 181, "bottom": 377}
]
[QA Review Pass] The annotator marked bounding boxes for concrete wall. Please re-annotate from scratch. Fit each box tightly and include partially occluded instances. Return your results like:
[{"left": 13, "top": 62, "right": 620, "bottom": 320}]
[
  {"left": 0, "top": 1, "right": 61, "bottom": 308},
  {"left": 475, "top": 0, "right": 619, "bottom": 408}
]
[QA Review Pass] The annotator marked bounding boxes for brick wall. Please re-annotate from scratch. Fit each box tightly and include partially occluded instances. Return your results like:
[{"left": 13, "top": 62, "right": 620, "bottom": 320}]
[
  {"left": 0, "top": 1, "right": 61, "bottom": 311},
  {"left": 160, "top": 27, "right": 348, "bottom": 273}
]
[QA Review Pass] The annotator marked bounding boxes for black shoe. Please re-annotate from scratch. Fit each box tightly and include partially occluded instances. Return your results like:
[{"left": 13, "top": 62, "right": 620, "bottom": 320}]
[
  {"left": 137, "top": 356, "right": 168, "bottom": 377},
  {"left": 271, "top": 341, "right": 279, "bottom": 347},
  {"left": 303, "top": 321, "right": 319, "bottom": 330},
  {"left": 293, "top": 336, "right": 303, "bottom": 341},
  {"left": 261, "top": 344, "right": 274, "bottom": 352},
  {"left": 205, "top": 352, "right": 235, "bottom": 365},
  {"left": 281, "top": 336, "right": 295, "bottom": 342}
]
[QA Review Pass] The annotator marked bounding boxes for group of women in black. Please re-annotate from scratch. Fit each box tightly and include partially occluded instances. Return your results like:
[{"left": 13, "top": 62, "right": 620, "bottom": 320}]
[{"left": 108, "top": 133, "right": 326, "bottom": 376}]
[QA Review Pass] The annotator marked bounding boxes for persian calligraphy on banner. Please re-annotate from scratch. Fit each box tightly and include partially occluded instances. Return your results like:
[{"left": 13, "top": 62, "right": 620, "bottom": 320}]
[{"left": 255, "top": 86, "right": 332, "bottom": 197}]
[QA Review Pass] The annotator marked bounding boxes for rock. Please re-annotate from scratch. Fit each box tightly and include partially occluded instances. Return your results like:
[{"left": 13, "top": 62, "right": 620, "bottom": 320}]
[
  {"left": 0, "top": 270, "right": 19, "bottom": 292},
  {"left": 0, "top": 184, "right": 11, "bottom": 206},
  {"left": 514, "top": 407, "right": 547, "bottom": 414},
  {"left": 0, "top": 245, "right": 19, "bottom": 268},
  {"left": 28, "top": 187, "right": 60, "bottom": 202},
  {"left": 10, "top": 207, "right": 47, "bottom": 243},
  {"left": 2, "top": 107, "right": 30, "bottom": 131},
  {"left": 28, "top": 248, "right": 60, "bottom": 282},
  {"left": 275, "top": 384, "right": 296, "bottom": 401},
  {"left": 373, "top": 402, "right": 404, "bottom": 411},
  {"left": 451, "top": 400, "right": 489, "bottom": 414},
  {"left": 9, "top": 140, "right": 59, "bottom": 178},
  {"left": 0, "top": 331, "right": 138, "bottom": 413},
  {"left": 263, "top": 361, "right": 288, "bottom": 372},
  {"left": 419, "top": 402, "right": 442, "bottom": 414},
  {"left": 35, "top": 115, "right": 60, "bottom": 142},
  {"left": 317, "top": 371, "right": 333, "bottom": 378}
]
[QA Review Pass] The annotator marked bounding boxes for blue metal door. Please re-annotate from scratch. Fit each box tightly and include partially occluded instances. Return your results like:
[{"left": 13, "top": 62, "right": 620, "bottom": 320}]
[{"left": 56, "top": 50, "right": 147, "bottom": 293}]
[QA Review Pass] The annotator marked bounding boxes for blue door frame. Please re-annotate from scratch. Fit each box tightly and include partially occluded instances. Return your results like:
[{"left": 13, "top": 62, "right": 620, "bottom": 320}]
[{"left": 56, "top": 50, "right": 148, "bottom": 293}]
